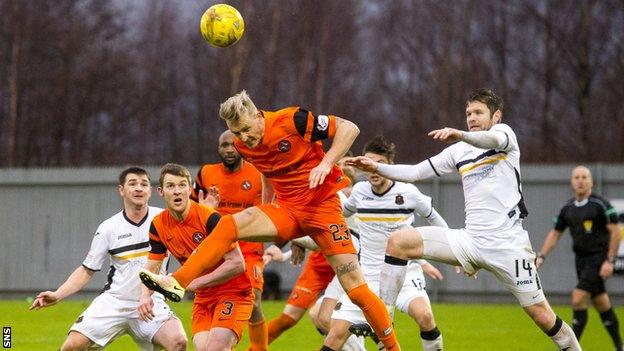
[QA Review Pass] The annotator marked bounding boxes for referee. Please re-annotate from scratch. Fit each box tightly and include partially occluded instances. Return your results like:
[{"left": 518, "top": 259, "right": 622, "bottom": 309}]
[{"left": 536, "top": 165, "right": 622, "bottom": 350}]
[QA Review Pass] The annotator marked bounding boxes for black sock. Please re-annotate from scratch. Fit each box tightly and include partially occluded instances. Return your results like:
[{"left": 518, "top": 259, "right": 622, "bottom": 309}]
[
  {"left": 420, "top": 326, "right": 441, "bottom": 340},
  {"left": 320, "top": 346, "right": 336, "bottom": 351},
  {"left": 571, "top": 309, "right": 588, "bottom": 339},
  {"left": 384, "top": 255, "right": 408, "bottom": 266},
  {"left": 600, "top": 308, "right": 623, "bottom": 348},
  {"left": 546, "top": 316, "right": 563, "bottom": 337}
]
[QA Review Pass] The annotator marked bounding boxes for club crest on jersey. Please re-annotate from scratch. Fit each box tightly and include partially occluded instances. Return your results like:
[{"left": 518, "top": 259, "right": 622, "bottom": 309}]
[
  {"left": 192, "top": 232, "right": 205, "bottom": 244},
  {"left": 583, "top": 220, "right": 593, "bottom": 233},
  {"left": 278, "top": 140, "right": 291, "bottom": 152},
  {"left": 395, "top": 194, "right": 404, "bottom": 205},
  {"left": 241, "top": 180, "right": 252, "bottom": 191}
]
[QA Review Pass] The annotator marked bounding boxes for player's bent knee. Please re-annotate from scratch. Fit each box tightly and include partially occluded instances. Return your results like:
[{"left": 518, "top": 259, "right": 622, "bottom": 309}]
[
  {"left": 387, "top": 229, "right": 421, "bottom": 259},
  {"left": 60, "top": 332, "right": 94, "bottom": 351},
  {"left": 523, "top": 299, "right": 557, "bottom": 330},
  {"left": 324, "top": 324, "right": 350, "bottom": 349},
  {"left": 414, "top": 308, "right": 434, "bottom": 328},
  {"left": 318, "top": 313, "right": 332, "bottom": 331},
  {"left": 163, "top": 331, "right": 188, "bottom": 351},
  {"left": 164, "top": 336, "right": 187, "bottom": 351}
]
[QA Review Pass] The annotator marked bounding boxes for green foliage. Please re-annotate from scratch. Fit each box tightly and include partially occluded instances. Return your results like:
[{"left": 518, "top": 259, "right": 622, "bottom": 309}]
[{"left": 2, "top": 300, "right": 620, "bottom": 350}]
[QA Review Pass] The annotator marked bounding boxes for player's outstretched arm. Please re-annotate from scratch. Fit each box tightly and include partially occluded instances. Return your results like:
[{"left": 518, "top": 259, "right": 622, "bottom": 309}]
[
  {"left": 309, "top": 117, "right": 359, "bottom": 188},
  {"left": 346, "top": 153, "right": 442, "bottom": 183},
  {"left": 535, "top": 229, "right": 563, "bottom": 269},
  {"left": 343, "top": 156, "right": 378, "bottom": 173},
  {"left": 29, "top": 266, "right": 94, "bottom": 310},
  {"left": 429, "top": 126, "right": 509, "bottom": 150},
  {"left": 186, "top": 245, "right": 246, "bottom": 291}
]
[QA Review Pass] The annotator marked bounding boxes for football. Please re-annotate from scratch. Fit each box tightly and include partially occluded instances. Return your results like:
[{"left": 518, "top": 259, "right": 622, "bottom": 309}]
[{"left": 200, "top": 4, "right": 245, "bottom": 48}]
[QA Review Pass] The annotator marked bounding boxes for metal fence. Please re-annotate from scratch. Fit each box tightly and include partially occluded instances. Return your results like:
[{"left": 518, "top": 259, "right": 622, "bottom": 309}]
[{"left": 0, "top": 165, "right": 622, "bottom": 303}]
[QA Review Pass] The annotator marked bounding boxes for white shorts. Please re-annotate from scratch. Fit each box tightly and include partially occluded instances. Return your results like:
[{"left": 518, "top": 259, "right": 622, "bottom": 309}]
[
  {"left": 324, "top": 276, "right": 345, "bottom": 300},
  {"left": 419, "top": 224, "right": 546, "bottom": 307},
  {"left": 70, "top": 293, "right": 175, "bottom": 349},
  {"left": 395, "top": 262, "right": 429, "bottom": 314},
  {"left": 332, "top": 264, "right": 428, "bottom": 323}
]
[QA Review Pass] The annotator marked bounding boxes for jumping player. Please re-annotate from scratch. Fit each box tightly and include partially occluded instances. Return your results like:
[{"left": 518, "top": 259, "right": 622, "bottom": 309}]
[{"left": 140, "top": 91, "right": 400, "bottom": 350}]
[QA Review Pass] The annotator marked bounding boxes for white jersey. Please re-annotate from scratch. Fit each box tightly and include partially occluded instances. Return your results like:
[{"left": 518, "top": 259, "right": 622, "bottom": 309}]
[
  {"left": 428, "top": 123, "right": 526, "bottom": 235},
  {"left": 343, "top": 181, "right": 440, "bottom": 280},
  {"left": 82, "top": 206, "right": 167, "bottom": 301},
  {"left": 338, "top": 190, "right": 360, "bottom": 241}
]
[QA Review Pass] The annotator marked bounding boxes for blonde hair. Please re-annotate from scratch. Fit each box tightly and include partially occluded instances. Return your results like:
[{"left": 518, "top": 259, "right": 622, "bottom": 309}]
[{"left": 219, "top": 90, "right": 258, "bottom": 122}]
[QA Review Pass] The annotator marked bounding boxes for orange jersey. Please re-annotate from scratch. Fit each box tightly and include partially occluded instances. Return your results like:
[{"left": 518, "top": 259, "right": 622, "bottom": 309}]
[
  {"left": 192, "top": 161, "right": 264, "bottom": 258},
  {"left": 148, "top": 201, "right": 252, "bottom": 297},
  {"left": 234, "top": 107, "right": 349, "bottom": 207}
]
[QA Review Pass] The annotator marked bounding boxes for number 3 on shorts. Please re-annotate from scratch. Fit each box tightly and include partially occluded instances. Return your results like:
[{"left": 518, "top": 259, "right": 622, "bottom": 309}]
[
  {"left": 329, "top": 223, "right": 350, "bottom": 242},
  {"left": 221, "top": 301, "right": 234, "bottom": 316}
]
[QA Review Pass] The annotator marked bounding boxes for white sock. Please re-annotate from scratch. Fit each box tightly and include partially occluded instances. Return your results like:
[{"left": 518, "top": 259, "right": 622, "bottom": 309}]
[
  {"left": 549, "top": 317, "right": 581, "bottom": 351},
  {"left": 422, "top": 335, "right": 443, "bottom": 351},
  {"left": 342, "top": 334, "right": 366, "bottom": 351},
  {"left": 379, "top": 255, "right": 408, "bottom": 311},
  {"left": 421, "top": 327, "right": 443, "bottom": 351}
]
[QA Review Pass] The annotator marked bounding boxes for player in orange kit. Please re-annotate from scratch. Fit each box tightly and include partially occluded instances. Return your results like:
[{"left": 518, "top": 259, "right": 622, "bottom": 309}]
[
  {"left": 138, "top": 163, "right": 254, "bottom": 351},
  {"left": 264, "top": 250, "right": 334, "bottom": 344},
  {"left": 140, "top": 91, "right": 400, "bottom": 350},
  {"left": 192, "top": 130, "right": 268, "bottom": 351}
]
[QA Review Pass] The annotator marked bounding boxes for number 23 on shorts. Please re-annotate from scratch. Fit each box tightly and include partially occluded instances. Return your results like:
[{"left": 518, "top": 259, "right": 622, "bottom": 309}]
[{"left": 329, "top": 223, "right": 350, "bottom": 243}]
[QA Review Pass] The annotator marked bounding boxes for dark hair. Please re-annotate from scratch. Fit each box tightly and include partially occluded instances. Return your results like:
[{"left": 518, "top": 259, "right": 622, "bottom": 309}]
[
  {"left": 118, "top": 166, "right": 150, "bottom": 185},
  {"left": 467, "top": 88, "right": 503, "bottom": 115},
  {"left": 158, "top": 163, "right": 192, "bottom": 187},
  {"left": 363, "top": 135, "right": 396, "bottom": 163}
]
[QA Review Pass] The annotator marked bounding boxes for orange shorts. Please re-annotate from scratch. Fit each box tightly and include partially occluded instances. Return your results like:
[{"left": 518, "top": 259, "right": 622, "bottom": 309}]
[
  {"left": 258, "top": 193, "right": 356, "bottom": 256},
  {"left": 244, "top": 254, "right": 264, "bottom": 292},
  {"left": 191, "top": 290, "right": 254, "bottom": 338},
  {"left": 286, "top": 252, "right": 335, "bottom": 309}
]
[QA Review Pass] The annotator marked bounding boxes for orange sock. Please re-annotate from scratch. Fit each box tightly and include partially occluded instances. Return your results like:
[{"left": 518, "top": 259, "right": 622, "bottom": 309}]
[
  {"left": 347, "top": 284, "right": 400, "bottom": 350},
  {"left": 172, "top": 215, "right": 238, "bottom": 287},
  {"left": 247, "top": 318, "right": 268, "bottom": 351},
  {"left": 267, "top": 313, "right": 297, "bottom": 344}
]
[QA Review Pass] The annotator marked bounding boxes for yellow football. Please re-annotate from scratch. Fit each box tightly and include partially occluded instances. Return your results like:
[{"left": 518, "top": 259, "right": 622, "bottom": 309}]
[{"left": 200, "top": 4, "right": 245, "bottom": 48}]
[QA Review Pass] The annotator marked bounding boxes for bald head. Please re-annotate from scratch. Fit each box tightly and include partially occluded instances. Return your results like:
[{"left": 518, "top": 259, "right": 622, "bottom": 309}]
[
  {"left": 571, "top": 165, "right": 593, "bottom": 199},
  {"left": 218, "top": 130, "right": 234, "bottom": 145},
  {"left": 217, "top": 130, "right": 242, "bottom": 171}
]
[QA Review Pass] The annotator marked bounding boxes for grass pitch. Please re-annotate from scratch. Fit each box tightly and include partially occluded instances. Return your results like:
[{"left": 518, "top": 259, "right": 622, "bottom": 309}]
[{"left": 2, "top": 299, "right": 620, "bottom": 350}]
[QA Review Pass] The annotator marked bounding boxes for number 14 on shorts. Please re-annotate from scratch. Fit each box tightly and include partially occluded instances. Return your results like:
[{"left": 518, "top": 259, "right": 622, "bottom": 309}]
[{"left": 514, "top": 259, "right": 534, "bottom": 286}]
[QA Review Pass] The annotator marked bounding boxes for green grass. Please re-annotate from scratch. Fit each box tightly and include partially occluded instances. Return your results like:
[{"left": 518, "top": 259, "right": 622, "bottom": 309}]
[{"left": 2, "top": 299, "right": 621, "bottom": 350}]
